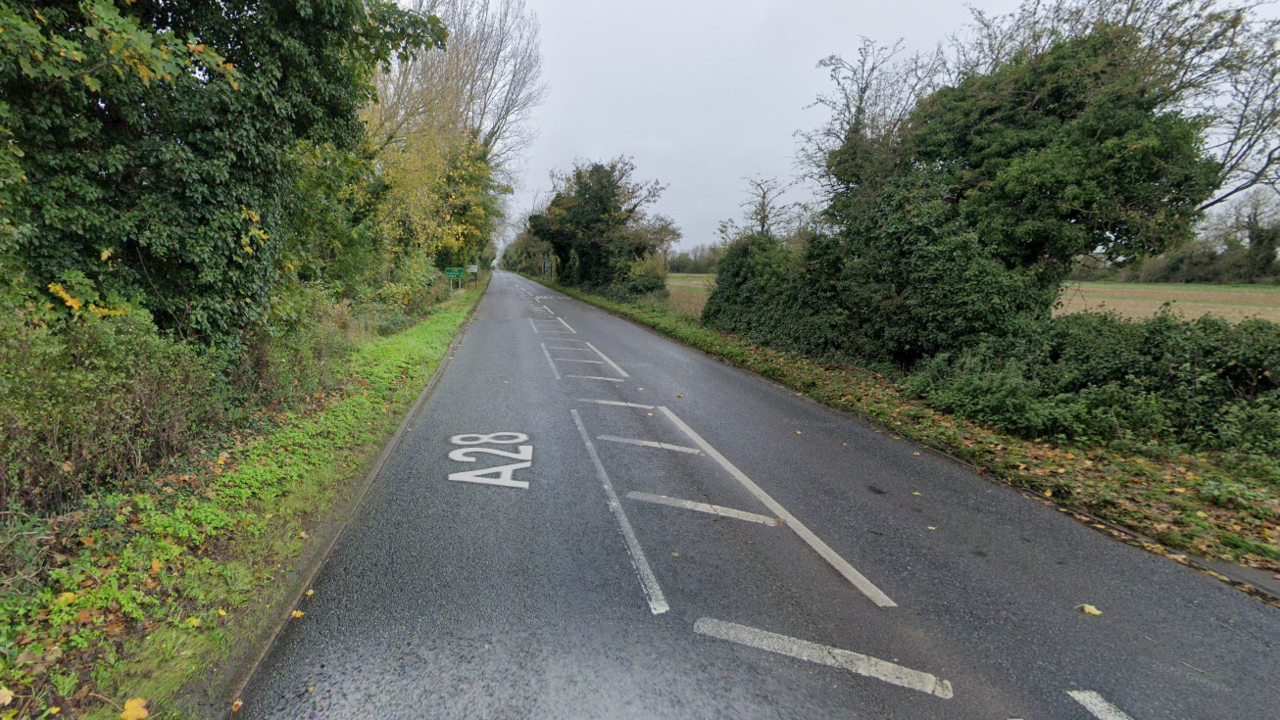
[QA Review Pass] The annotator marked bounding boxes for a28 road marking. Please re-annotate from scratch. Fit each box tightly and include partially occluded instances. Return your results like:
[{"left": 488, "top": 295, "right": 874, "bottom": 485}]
[
  {"left": 659, "top": 406, "right": 897, "bottom": 608},
  {"left": 694, "top": 618, "right": 952, "bottom": 699},
  {"left": 572, "top": 410, "right": 669, "bottom": 615},
  {"left": 1067, "top": 691, "right": 1137, "bottom": 720},
  {"left": 626, "top": 492, "right": 780, "bottom": 526}
]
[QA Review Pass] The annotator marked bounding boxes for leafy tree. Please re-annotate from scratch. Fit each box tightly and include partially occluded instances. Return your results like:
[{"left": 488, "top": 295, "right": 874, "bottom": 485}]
[{"left": 0, "top": 0, "right": 445, "bottom": 343}]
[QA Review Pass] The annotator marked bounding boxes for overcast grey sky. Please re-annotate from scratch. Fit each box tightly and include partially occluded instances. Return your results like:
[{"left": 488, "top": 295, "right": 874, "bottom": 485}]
[{"left": 511, "top": 0, "right": 1025, "bottom": 251}]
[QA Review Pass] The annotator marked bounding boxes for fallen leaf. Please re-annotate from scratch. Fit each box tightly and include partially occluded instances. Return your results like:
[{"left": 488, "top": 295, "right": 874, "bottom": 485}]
[
  {"left": 677, "top": 394, "right": 683, "bottom": 398},
  {"left": 1078, "top": 604, "right": 1103, "bottom": 616},
  {"left": 913, "top": 452, "right": 921, "bottom": 457},
  {"left": 292, "top": 610, "right": 305, "bottom": 618},
  {"left": 49, "top": 708, "right": 60, "bottom": 715},
  {"left": 927, "top": 526, "right": 937, "bottom": 530},
  {"left": 217, "top": 609, "right": 227, "bottom": 617},
  {"left": 121, "top": 697, "right": 149, "bottom": 720},
  {"left": 307, "top": 686, "right": 316, "bottom": 693},
  {"left": 150, "top": 558, "right": 162, "bottom": 575},
  {"left": 795, "top": 431, "right": 802, "bottom": 435},
  {"left": 185, "top": 616, "right": 200, "bottom": 628},
  {"left": 217, "top": 451, "right": 230, "bottom": 465},
  {"left": 911, "top": 492, "right": 922, "bottom": 496},
  {"left": 670, "top": 552, "right": 679, "bottom": 558},
  {"left": 305, "top": 589, "right": 314, "bottom": 598},
  {"left": 231, "top": 699, "right": 243, "bottom": 712},
  {"left": 0, "top": 687, "right": 12, "bottom": 706},
  {"left": 60, "top": 461, "right": 74, "bottom": 473},
  {"left": 1044, "top": 490, "right": 1053, "bottom": 498},
  {"left": 299, "top": 531, "right": 308, "bottom": 539},
  {"left": 56, "top": 592, "right": 77, "bottom": 605}
]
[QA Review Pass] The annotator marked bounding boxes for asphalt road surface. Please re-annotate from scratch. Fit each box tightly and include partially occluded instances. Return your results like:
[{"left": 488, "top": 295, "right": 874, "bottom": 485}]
[{"left": 240, "top": 271, "right": 1280, "bottom": 719}]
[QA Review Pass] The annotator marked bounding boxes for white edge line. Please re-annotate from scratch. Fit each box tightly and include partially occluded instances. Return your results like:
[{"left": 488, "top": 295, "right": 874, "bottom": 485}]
[
  {"left": 540, "top": 342, "right": 561, "bottom": 380},
  {"left": 658, "top": 406, "right": 896, "bottom": 608},
  {"left": 529, "top": 317, "right": 539, "bottom": 333},
  {"left": 694, "top": 618, "right": 952, "bottom": 699},
  {"left": 577, "top": 399, "right": 655, "bottom": 409},
  {"left": 572, "top": 410, "right": 669, "bottom": 615},
  {"left": 558, "top": 317, "right": 577, "bottom": 333},
  {"left": 1067, "top": 691, "right": 1136, "bottom": 720},
  {"left": 626, "top": 491, "right": 779, "bottom": 526},
  {"left": 585, "top": 342, "right": 629, "bottom": 378},
  {"left": 597, "top": 435, "right": 702, "bottom": 455},
  {"left": 565, "top": 375, "right": 626, "bottom": 382}
]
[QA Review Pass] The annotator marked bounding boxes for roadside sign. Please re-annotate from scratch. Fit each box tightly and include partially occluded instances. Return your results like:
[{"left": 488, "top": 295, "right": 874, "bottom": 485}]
[
  {"left": 467, "top": 264, "right": 478, "bottom": 273},
  {"left": 445, "top": 267, "right": 465, "bottom": 279}
]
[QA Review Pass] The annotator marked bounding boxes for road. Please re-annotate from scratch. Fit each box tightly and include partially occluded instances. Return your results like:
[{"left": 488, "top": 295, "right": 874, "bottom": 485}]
[{"left": 239, "top": 271, "right": 1280, "bottom": 719}]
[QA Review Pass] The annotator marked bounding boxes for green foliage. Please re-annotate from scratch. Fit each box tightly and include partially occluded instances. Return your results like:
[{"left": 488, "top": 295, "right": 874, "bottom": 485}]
[
  {"left": 520, "top": 158, "right": 668, "bottom": 296},
  {"left": 668, "top": 244, "right": 723, "bottom": 274},
  {"left": 905, "top": 309, "right": 1280, "bottom": 453},
  {"left": 707, "top": 27, "right": 1218, "bottom": 365},
  {"left": 0, "top": 0, "right": 446, "bottom": 344}
]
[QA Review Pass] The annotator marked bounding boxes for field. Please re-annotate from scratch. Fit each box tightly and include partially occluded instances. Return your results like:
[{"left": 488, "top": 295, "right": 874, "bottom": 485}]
[
  {"left": 667, "top": 274, "right": 1280, "bottom": 323},
  {"left": 1059, "top": 282, "right": 1280, "bottom": 322}
]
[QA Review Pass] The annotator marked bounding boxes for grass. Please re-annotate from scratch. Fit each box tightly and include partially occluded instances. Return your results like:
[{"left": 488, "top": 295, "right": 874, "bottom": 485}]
[
  {"left": 530, "top": 276, "right": 1280, "bottom": 597},
  {"left": 0, "top": 282, "right": 486, "bottom": 719},
  {"left": 1059, "top": 281, "right": 1280, "bottom": 322}
]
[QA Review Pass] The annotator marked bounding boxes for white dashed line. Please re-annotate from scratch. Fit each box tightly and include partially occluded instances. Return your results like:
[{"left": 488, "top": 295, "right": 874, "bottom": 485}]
[
  {"left": 572, "top": 410, "right": 669, "bottom": 615},
  {"left": 529, "top": 318, "right": 540, "bottom": 333},
  {"left": 565, "top": 375, "right": 626, "bottom": 382},
  {"left": 694, "top": 618, "right": 952, "bottom": 698},
  {"left": 539, "top": 343, "right": 561, "bottom": 380},
  {"left": 577, "top": 399, "right": 655, "bottom": 409},
  {"left": 1067, "top": 691, "right": 1136, "bottom": 720},
  {"left": 557, "top": 359, "right": 606, "bottom": 364},
  {"left": 597, "top": 435, "right": 702, "bottom": 455},
  {"left": 585, "top": 342, "right": 629, "bottom": 378},
  {"left": 659, "top": 406, "right": 896, "bottom": 608},
  {"left": 558, "top": 317, "right": 577, "bottom": 333},
  {"left": 626, "top": 492, "right": 779, "bottom": 526}
]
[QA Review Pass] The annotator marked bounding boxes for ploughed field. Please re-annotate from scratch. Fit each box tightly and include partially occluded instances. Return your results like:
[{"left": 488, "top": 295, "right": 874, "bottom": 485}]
[{"left": 666, "top": 274, "right": 1280, "bottom": 323}]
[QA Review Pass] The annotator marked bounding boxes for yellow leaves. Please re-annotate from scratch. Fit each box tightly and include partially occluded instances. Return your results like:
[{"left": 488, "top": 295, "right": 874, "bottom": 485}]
[
  {"left": 48, "top": 708, "right": 60, "bottom": 715},
  {"left": 0, "top": 687, "right": 12, "bottom": 706},
  {"left": 149, "top": 558, "right": 162, "bottom": 575},
  {"left": 88, "top": 303, "right": 127, "bottom": 318},
  {"left": 185, "top": 616, "right": 200, "bottom": 628},
  {"left": 187, "top": 43, "right": 206, "bottom": 55},
  {"left": 217, "top": 609, "right": 227, "bottom": 617},
  {"left": 56, "top": 592, "right": 77, "bottom": 605},
  {"left": 120, "top": 698, "right": 149, "bottom": 720},
  {"left": 291, "top": 610, "right": 305, "bottom": 618},
  {"left": 305, "top": 589, "right": 314, "bottom": 598},
  {"left": 1078, "top": 604, "right": 1103, "bottom": 616},
  {"left": 231, "top": 699, "right": 243, "bottom": 713},
  {"left": 298, "top": 531, "right": 308, "bottom": 539},
  {"left": 48, "top": 283, "right": 82, "bottom": 311},
  {"left": 101, "top": 248, "right": 114, "bottom": 261}
]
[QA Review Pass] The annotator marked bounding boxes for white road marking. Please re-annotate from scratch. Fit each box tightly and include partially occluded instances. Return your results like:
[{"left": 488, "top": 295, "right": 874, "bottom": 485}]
[
  {"left": 558, "top": 317, "right": 577, "bottom": 333},
  {"left": 529, "top": 318, "right": 540, "bottom": 333},
  {"left": 557, "top": 358, "right": 606, "bottom": 364},
  {"left": 550, "top": 347, "right": 596, "bottom": 352},
  {"left": 565, "top": 375, "right": 626, "bottom": 382},
  {"left": 572, "top": 410, "right": 670, "bottom": 615},
  {"left": 448, "top": 461, "right": 531, "bottom": 489},
  {"left": 658, "top": 407, "right": 897, "bottom": 608},
  {"left": 597, "top": 435, "right": 702, "bottom": 455},
  {"left": 694, "top": 618, "right": 952, "bottom": 699},
  {"left": 1067, "top": 691, "right": 1136, "bottom": 720},
  {"left": 540, "top": 343, "right": 561, "bottom": 380},
  {"left": 585, "top": 342, "right": 629, "bottom": 378},
  {"left": 578, "top": 399, "right": 655, "bottom": 409},
  {"left": 626, "top": 491, "right": 779, "bottom": 526}
]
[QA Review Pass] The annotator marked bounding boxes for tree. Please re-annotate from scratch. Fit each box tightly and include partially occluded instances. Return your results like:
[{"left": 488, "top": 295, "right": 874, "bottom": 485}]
[{"left": 0, "top": 0, "right": 445, "bottom": 343}]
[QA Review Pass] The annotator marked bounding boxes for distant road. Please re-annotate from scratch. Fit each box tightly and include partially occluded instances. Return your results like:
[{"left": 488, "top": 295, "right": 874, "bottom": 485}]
[{"left": 240, "top": 271, "right": 1280, "bottom": 719}]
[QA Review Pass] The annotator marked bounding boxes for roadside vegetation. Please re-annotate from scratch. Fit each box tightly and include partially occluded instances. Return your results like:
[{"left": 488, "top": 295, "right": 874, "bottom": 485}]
[
  {"left": 1, "top": 0, "right": 542, "bottom": 715},
  {"left": 516, "top": 0, "right": 1280, "bottom": 580}
]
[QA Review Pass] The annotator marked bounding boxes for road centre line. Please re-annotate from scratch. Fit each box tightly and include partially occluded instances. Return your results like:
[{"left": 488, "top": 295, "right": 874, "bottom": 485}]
[
  {"left": 585, "top": 342, "right": 629, "bottom": 378},
  {"left": 558, "top": 317, "right": 577, "bottom": 333},
  {"left": 565, "top": 375, "right": 627, "bottom": 382},
  {"left": 658, "top": 407, "right": 897, "bottom": 608},
  {"left": 693, "top": 618, "right": 952, "bottom": 699},
  {"left": 597, "top": 435, "right": 702, "bottom": 455},
  {"left": 1067, "top": 691, "right": 1137, "bottom": 720},
  {"left": 572, "top": 410, "right": 670, "bottom": 615},
  {"left": 626, "top": 491, "right": 779, "bottom": 526},
  {"left": 578, "top": 399, "right": 655, "bottom": 409},
  {"left": 539, "top": 343, "right": 561, "bottom": 380}
]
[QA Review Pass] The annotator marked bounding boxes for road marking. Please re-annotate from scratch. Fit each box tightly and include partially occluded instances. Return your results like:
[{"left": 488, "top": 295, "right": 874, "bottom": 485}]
[
  {"left": 565, "top": 375, "right": 626, "bottom": 382},
  {"left": 557, "top": 358, "right": 606, "bottom": 364},
  {"left": 658, "top": 407, "right": 897, "bottom": 608},
  {"left": 558, "top": 317, "right": 577, "bottom": 333},
  {"left": 540, "top": 343, "right": 561, "bottom": 380},
  {"left": 585, "top": 342, "right": 629, "bottom": 378},
  {"left": 694, "top": 618, "right": 952, "bottom": 698},
  {"left": 572, "top": 410, "right": 669, "bottom": 615},
  {"left": 597, "top": 435, "right": 702, "bottom": 455},
  {"left": 1067, "top": 691, "right": 1136, "bottom": 720},
  {"left": 626, "top": 491, "right": 779, "bottom": 526},
  {"left": 550, "top": 347, "right": 596, "bottom": 352},
  {"left": 578, "top": 399, "right": 655, "bottom": 409},
  {"left": 529, "top": 317, "right": 540, "bottom": 333}
]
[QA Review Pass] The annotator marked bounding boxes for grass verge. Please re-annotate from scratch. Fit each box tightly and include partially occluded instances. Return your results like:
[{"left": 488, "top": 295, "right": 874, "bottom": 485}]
[
  {"left": 530, "top": 277, "right": 1280, "bottom": 597},
  {"left": 0, "top": 281, "right": 487, "bottom": 719}
]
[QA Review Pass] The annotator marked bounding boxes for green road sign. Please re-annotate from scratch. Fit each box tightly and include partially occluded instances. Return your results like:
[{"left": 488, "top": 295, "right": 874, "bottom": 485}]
[{"left": 445, "top": 267, "right": 465, "bottom": 279}]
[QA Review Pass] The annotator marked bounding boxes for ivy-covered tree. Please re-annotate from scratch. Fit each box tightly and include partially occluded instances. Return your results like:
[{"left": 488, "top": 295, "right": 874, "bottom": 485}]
[{"left": 0, "top": 0, "right": 445, "bottom": 343}]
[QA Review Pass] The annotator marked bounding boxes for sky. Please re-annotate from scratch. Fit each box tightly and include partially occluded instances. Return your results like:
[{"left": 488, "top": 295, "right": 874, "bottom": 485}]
[{"left": 510, "top": 0, "right": 1025, "bottom": 252}]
